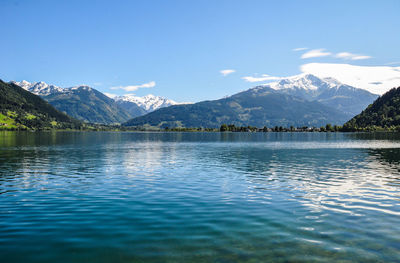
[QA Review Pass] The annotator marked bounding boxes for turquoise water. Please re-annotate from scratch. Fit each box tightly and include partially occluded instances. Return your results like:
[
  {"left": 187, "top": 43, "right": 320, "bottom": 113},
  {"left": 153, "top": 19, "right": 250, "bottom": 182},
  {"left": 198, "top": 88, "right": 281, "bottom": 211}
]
[{"left": 0, "top": 131, "right": 400, "bottom": 262}]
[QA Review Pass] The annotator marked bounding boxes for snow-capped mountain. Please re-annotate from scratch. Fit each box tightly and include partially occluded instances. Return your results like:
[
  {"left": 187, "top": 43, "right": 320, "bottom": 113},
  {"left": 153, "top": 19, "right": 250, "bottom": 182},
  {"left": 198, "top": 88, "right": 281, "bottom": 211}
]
[
  {"left": 269, "top": 73, "right": 341, "bottom": 92},
  {"left": 10, "top": 79, "right": 187, "bottom": 122},
  {"left": 257, "top": 74, "right": 379, "bottom": 115},
  {"left": 11, "top": 80, "right": 97, "bottom": 96},
  {"left": 11, "top": 80, "right": 64, "bottom": 96},
  {"left": 114, "top": 94, "right": 179, "bottom": 112},
  {"left": 11, "top": 80, "right": 132, "bottom": 124},
  {"left": 114, "top": 94, "right": 178, "bottom": 112}
]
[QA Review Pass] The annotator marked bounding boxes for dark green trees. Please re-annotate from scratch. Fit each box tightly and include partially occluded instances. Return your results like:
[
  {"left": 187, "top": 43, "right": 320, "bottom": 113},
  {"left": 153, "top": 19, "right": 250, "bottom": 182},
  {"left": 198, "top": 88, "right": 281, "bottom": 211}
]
[{"left": 345, "top": 87, "right": 400, "bottom": 130}]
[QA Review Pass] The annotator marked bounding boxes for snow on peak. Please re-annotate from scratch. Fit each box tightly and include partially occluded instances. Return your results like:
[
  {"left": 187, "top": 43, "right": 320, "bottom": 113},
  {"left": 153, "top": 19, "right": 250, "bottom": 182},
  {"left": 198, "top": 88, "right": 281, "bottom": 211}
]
[
  {"left": 68, "top": 85, "right": 93, "bottom": 91},
  {"left": 266, "top": 73, "right": 345, "bottom": 91},
  {"left": 115, "top": 94, "right": 179, "bottom": 112},
  {"left": 11, "top": 79, "right": 189, "bottom": 113},
  {"left": 11, "top": 80, "right": 99, "bottom": 96},
  {"left": 11, "top": 80, "right": 64, "bottom": 95}
]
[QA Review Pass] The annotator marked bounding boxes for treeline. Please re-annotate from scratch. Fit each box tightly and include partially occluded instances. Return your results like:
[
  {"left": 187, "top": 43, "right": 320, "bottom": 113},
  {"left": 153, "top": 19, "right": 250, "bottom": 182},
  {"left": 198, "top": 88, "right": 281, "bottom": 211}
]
[
  {"left": 219, "top": 123, "right": 342, "bottom": 132},
  {"left": 218, "top": 123, "right": 400, "bottom": 132},
  {"left": 164, "top": 127, "right": 217, "bottom": 132}
]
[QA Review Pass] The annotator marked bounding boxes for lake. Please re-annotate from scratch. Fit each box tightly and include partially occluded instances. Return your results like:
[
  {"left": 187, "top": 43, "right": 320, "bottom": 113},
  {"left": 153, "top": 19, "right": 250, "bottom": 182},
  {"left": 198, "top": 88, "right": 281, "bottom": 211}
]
[{"left": 0, "top": 131, "right": 400, "bottom": 262}]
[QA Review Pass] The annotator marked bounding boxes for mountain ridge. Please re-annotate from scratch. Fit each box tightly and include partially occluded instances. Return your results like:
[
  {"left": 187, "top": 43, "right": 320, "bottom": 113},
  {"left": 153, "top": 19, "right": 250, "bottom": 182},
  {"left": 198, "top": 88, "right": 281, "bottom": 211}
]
[
  {"left": 261, "top": 74, "right": 378, "bottom": 115},
  {"left": 122, "top": 74, "right": 378, "bottom": 128},
  {"left": 114, "top": 94, "right": 182, "bottom": 118},
  {"left": 345, "top": 86, "right": 400, "bottom": 129},
  {"left": 123, "top": 85, "right": 351, "bottom": 128},
  {"left": 11, "top": 74, "right": 380, "bottom": 127},
  {"left": 0, "top": 80, "right": 81, "bottom": 130},
  {"left": 11, "top": 80, "right": 181, "bottom": 122},
  {"left": 41, "top": 86, "right": 132, "bottom": 124}
]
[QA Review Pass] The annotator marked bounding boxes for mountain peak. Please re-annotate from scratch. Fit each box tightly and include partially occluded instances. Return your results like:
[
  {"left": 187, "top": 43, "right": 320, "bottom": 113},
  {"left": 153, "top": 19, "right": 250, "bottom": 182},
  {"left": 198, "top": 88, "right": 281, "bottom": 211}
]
[
  {"left": 251, "top": 73, "right": 378, "bottom": 116},
  {"left": 11, "top": 80, "right": 64, "bottom": 96},
  {"left": 68, "top": 85, "right": 93, "bottom": 91},
  {"left": 115, "top": 94, "right": 178, "bottom": 112},
  {"left": 20, "top": 80, "right": 31, "bottom": 85},
  {"left": 265, "top": 73, "right": 347, "bottom": 92}
]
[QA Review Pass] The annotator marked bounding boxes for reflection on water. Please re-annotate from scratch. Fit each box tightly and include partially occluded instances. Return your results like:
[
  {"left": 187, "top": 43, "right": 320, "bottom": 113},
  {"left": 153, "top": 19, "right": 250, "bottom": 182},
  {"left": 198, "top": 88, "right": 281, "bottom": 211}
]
[{"left": 0, "top": 131, "right": 400, "bottom": 262}]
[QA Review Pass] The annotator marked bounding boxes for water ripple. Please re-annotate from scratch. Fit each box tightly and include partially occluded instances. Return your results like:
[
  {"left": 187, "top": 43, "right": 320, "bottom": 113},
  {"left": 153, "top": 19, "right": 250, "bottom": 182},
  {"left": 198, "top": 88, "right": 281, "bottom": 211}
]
[{"left": 0, "top": 132, "right": 400, "bottom": 262}]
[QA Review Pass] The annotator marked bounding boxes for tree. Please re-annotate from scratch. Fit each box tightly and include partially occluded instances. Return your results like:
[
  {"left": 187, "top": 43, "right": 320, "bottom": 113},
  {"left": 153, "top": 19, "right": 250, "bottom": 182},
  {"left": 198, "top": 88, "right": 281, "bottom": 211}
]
[
  {"left": 220, "top": 124, "right": 228, "bottom": 132},
  {"left": 325, "top": 123, "right": 333, "bottom": 132}
]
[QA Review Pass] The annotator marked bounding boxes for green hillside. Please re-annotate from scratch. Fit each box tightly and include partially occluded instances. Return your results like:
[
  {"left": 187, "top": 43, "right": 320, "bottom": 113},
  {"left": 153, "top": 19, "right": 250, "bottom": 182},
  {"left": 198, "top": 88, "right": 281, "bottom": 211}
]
[
  {"left": 124, "top": 87, "right": 351, "bottom": 128},
  {"left": 0, "top": 80, "right": 81, "bottom": 130},
  {"left": 344, "top": 87, "right": 400, "bottom": 130}
]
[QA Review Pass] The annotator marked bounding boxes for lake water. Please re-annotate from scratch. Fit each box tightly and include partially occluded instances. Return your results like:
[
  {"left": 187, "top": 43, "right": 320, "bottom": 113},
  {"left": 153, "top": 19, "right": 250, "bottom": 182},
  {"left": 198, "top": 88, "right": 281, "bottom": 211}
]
[{"left": 1, "top": 131, "right": 400, "bottom": 262}]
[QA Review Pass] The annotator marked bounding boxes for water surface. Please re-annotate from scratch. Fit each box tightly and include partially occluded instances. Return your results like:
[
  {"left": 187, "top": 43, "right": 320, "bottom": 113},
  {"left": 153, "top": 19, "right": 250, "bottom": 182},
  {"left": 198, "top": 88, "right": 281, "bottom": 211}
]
[{"left": 1, "top": 131, "right": 400, "bottom": 262}]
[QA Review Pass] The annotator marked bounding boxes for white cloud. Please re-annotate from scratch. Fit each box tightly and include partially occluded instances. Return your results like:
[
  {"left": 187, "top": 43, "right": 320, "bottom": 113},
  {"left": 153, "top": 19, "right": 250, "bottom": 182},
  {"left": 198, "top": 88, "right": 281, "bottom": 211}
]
[
  {"left": 336, "top": 52, "right": 371, "bottom": 60},
  {"left": 242, "top": 74, "right": 283, "bottom": 83},
  {"left": 385, "top": 61, "right": 400, "bottom": 65},
  {"left": 220, "top": 69, "right": 236, "bottom": 76},
  {"left": 300, "top": 63, "right": 400, "bottom": 95},
  {"left": 351, "top": 55, "right": 372, "bottom": 60},
  {"left": 104, "top": 92, "right": 118, "bottom": 99},
  {"left": 111, "top": 81, "right": 156, "bottom": 92},
  {"left": 292, "top": 47, "right": 308, "bottom": 52},
  {"left": 301, "top": 49, "right": 331, "bottom": 59}
]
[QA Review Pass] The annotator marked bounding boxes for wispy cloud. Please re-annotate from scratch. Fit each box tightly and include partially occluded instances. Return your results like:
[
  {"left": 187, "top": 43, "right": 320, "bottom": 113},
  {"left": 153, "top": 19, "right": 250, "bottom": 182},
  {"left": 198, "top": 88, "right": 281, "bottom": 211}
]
[
  {"left": 301, "top": 49, "right": 331, "bottom": 59},
  {"left": 104, "top": 92, "right": 118, "bottom": 98},
  {"left": 385, "top": 61, "right": 400, "bottom": 65},
  {"left": 111, "top": 81, "right": 156, "bottom": 92},
  {"left": 242, "top": 74, "right": 282, "bottom": 83},
  {"left": 336, "top": 52, "right": 371, "bottom": 60},
  {"left": 220, "top": 69, "right": 236, "bottom": 76},
  {"left": 300, "top": 62, "right": 400, "bottom": 95},
  {"left": 292, "top": 47, "right": 308, "bottom": 52}
]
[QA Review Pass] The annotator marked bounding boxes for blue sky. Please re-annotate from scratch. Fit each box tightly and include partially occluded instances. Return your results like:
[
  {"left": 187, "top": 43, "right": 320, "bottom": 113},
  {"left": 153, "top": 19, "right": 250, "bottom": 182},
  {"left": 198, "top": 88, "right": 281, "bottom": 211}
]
[{"left": 1, "top": 0, "right": 399, "bottom": 101}]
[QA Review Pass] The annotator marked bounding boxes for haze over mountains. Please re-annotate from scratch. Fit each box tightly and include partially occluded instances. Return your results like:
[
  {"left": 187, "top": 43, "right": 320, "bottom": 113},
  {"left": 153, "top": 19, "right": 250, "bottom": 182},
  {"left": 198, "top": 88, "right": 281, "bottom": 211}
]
[{"left": 10, "top": 74, "right": 380, "bottom": 128}]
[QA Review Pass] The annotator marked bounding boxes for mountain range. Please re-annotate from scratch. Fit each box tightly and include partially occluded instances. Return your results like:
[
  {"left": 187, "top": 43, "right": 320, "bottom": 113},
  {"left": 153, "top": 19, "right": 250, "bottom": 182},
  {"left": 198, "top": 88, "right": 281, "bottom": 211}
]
[
  {"left": 11, "top": 81, "right": 179, "bottom": 124},
  {"left": 114, "top": 94, "right": 179, "bottom": 118},
  {"left": 124, "top": 74, "right": 379, "bottom": 128},
  {"left": 9, "top": 74, "right": 380, "bottom": 128}
]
